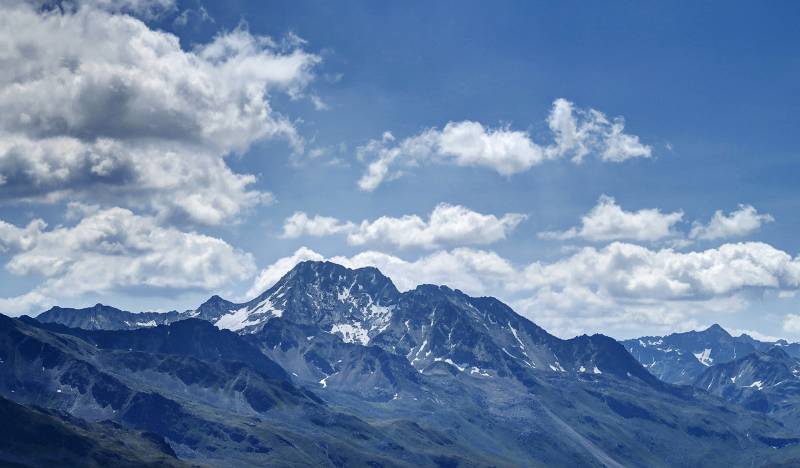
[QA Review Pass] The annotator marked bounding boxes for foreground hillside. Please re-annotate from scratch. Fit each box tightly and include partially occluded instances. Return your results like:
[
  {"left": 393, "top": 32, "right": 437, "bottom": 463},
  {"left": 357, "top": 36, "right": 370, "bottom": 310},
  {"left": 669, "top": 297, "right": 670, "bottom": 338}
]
[
  {"left": 0, "top": 394, "right": 185, "bottom": 467},
  {"left": 5, "top": 261, "right": 798, "bottom": 466}
]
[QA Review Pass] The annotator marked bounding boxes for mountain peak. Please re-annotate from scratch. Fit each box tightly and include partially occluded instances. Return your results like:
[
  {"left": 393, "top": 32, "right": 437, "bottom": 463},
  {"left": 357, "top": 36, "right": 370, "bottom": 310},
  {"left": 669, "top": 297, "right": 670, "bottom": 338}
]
[
  {"left": 208, "top": 260, "right": 401, "bottom": 336},
  {"left": 265, "top": 260, "right": 400, "bottom": 303},
  {"left": 41, "top": 303, "right": 124, "bottom": 317},
  {"left": 284, "top": 260, "right": 392, "bottom": 285},
  {"left": 703, "top": 323, "right": 731, "bottom": 337},
  {"left": 199, "top": 294, "right": 231, "bottom": 308}
]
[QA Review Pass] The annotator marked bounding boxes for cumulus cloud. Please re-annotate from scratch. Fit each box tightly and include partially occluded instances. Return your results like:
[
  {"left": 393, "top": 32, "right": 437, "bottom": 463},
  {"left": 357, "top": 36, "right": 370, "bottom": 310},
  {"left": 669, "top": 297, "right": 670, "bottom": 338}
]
[
  {"left": 280, "top": 203, "right": 526, "bottom": 249},
  {"left": 515, "top": 241, "right": 800, "bottom": 337},
  {"left": 0, "top": 291, "right": 51, "bottom": 317},
  {"left": 541, "top": 198, "right": 774, "bottom": 246},
  {"left": 0, "top": 2, "right": 320, "bottom": 225},
  {"left": 783, "top": 314, "right": 800, "bottom": 334},
  {"left": 545, "top": 98, "right": 652, "bottom": 163},
  {"left": 690, "top": 204, "right": 774, "bottom": 241},
  {"left": 348, "top": 203, "right": 526, "bottom": 249},
  {"left": 281, "top": 212, "right": 355, "bottom": 238},
  {"left": 0, "top": 207, "right": 255, "bottom": 314},
  {"left": 357, "top": 99, "right": 652, "bottom": 191},
  {"left": 0, "top": 219, "right": 46, "bottom": 252},
  {"left": 518, "top": 242, "right": 800, "bottom": 301},
  {"left": 539, "top": 195, "right": 683, "bottom": 242},
  {"left": 249, "top": 241, "right": 800, "bottom": 338}
]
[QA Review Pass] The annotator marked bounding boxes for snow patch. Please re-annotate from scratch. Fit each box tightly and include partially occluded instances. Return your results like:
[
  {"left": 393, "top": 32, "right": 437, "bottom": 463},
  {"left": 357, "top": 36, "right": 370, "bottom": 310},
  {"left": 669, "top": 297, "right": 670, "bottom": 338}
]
[
  {"left": 123, "top": 320, "right": 158, "bottom": 328},
  {"left": 331, "top": 323, "right": 370, "bottom": 345},
  {"left": 215, "top": 307, "right": 259, "bottom": 332},
  {"left": 469, "top": 367, "right": 491, "bottom": 377},
  {"left": 508, "top": 323, "right": 526, "bottom": 350},
  {"left": 214, "top": 298, "right": 282, "bottom": 332},
  {"left": 693, "top": 348, "right": 713, "bottom": 366},
  {"left": 252, "top": 298, "right": 283, "bottom": 317},
  {"left": 410, "top": 339, "right": 428, "bottom": 364},
  {"left": 365, "top": 303, "right": 394, "bottom": 333},
  {"left": 434, "top": 357, "right": 466, "bottom": 372}
]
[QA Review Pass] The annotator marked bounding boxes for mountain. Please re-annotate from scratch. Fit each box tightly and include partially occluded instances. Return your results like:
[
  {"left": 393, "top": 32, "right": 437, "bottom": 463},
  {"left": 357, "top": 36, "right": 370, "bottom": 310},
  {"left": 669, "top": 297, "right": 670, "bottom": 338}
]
[
  {"left": 2, "top": 314, "right": 487, "bottom": 466},
  {"left": 44, "top": 261, "right": 657, "bottom": 386},
  {"left": 623, "top": 324, "right": 800, "bottom": 385},
  {"left": 30, "top": 317, "right": 292, "bottom": 383},
  {"left": 19, "top": 260, "right": 800, "bottom": 466},
  {"left": 201, "top": 261, "right": 401, "bottom": 336},
  {"left": 210, "top": 261, "right": 658, "bottom": 386},
  {"left": 694, "top": 347, "right": 800, "bottom": 423},
  {"left": 0, "top": 394, "right": 186, "bottom": 467},
  {"left": 37, "top": 304, "right": 185, "bottom": 331}
]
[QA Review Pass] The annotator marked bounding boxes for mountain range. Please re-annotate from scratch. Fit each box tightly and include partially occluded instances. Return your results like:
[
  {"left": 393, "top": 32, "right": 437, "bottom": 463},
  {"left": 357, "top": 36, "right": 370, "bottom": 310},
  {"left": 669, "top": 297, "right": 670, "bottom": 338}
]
[
  {"left": 623, "top": 326, "right": 800, "bottom": 430},
  {"left": 622, "top": 325, "right": 800, "bottom": 385},
  {"left": 4, "top": 260, "right": 800, "bottom": 466}
]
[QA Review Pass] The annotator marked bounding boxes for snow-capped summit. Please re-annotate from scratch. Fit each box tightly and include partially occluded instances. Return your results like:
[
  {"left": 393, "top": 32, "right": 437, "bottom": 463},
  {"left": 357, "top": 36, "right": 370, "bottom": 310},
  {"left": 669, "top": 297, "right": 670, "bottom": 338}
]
[
  {"left": 240, "top": 262, "right": 654, "bottom": 384},
  {"left": 209, "top": 261, "right": 401, "bottom": 341}
]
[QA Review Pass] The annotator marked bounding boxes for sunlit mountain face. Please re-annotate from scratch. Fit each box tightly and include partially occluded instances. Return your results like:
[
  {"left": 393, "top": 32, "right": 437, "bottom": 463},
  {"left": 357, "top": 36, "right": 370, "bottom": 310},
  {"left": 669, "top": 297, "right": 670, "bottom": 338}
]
[{"left": 1, "top": 1, "right": 799, "bottom": 466}]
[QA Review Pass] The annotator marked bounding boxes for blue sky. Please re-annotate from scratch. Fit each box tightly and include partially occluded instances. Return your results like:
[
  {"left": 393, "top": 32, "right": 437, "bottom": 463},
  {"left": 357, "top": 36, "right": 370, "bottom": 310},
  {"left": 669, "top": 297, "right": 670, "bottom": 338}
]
[{"left": 0, "top": 0, "right": 799, "bottom": 340}]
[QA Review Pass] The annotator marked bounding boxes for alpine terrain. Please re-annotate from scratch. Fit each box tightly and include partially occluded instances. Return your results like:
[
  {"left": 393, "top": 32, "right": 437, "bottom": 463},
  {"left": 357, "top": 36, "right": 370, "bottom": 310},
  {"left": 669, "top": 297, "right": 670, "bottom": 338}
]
[{"left": 0, "top": 261, "right": 793, "bottom": 466}]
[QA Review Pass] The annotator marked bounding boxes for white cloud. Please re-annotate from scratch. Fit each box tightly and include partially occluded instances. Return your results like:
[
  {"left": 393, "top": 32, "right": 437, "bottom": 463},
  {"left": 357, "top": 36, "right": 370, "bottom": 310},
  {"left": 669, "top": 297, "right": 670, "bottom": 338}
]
[
  {"left": 0, "top": 291, "right": 51, "bottom": 317},
  {"left": 281, "top": 212, "right": 355, "bottom": 238},
  {"left": 0, "top": 3, "right": 320, "bottom": 225},
  {"left": 357, "top": 99, "right": 651, "bottom": 191},
  {"left": 356, "top": 124, "right": 547, "bottom": 192},
  {"left": 514, "top": 241, "right": 800, "bottom": 337},
  {"left": 519, "top": 241, "right": 800, "bottom": 300},
  {"left": 348, "top": 203, "right": 526, "bottom": 249},
  {"left": 0, "top": 207, "right": 255, "bottom": 314},
  {"left": 545, "top": 98, "right": 652, "bottom": 163},
  {"left": 539, "top": 195, "right": 683, "bottom": 242},
  {"left": 541, "top": 198, "right": 773, "bottom": 246},
  {"left": 0, "top": 219, "right": 45, "bottom": 252},
  {"left": 280, "top": 203, "right": 526, "bottom": 249},
  {"left": 690, "top": 204, "right": 774, "bottom": 241},
  {"left": 783, "top": 314, "right": 800, "bottom": 334},
  {"left": 249, "top": 241, "right": 800, "bottom": 338}
]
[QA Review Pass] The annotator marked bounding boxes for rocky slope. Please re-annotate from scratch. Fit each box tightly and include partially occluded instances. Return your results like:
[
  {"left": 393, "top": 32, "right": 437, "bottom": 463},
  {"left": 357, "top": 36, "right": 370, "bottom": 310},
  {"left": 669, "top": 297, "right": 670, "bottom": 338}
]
[
  {"left": 694, "top": 347, "right": 800, "bottom": 425},
  {"left": 0, "top": 394, "right": 186, "bottom": 467}
]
